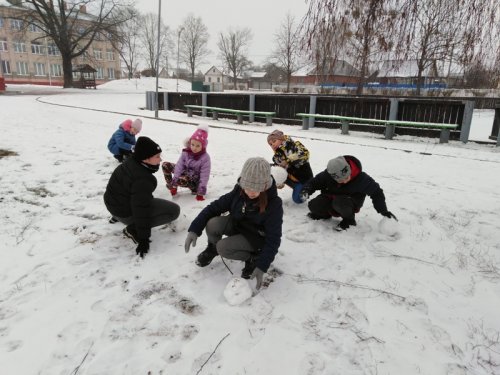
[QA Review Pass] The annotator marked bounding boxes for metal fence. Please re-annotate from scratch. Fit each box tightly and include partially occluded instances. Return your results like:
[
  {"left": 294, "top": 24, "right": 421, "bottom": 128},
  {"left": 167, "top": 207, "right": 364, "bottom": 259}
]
[{"left": 148, "top": 91, "right": 478, "bottom": 141}]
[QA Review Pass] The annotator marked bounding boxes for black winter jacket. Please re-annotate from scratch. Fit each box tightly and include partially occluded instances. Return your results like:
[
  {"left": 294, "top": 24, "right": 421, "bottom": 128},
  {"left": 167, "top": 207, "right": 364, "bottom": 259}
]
[
  {"left": 188, "top": 180, "right": 283, "bottom": 272},
  {"left": 104, "top": 157, "right": 157, "bottom": 241},
  {"left": 302, "top": 155, "right": 388, "bottom": 213}
]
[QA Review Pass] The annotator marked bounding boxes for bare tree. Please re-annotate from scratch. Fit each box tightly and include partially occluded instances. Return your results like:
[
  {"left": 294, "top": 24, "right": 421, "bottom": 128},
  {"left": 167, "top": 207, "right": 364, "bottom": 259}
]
[
  {"left": 217, "top": 27, "right": 252, "bottom": 89},
  {"left": 308, "top": 20, "right": 347, "bottom": 87},
  {"left": 8, "top": 0, "right": 135, "bottom": 88},
  {"left": 139, "top": 13, "right": 172, "bottom": 76},
  {"left": 109, "top": 12, "right": 141, "bottom": 79},
  {"left": 300, "top": 0, "right": 414, "bottom": 94},
  {"left": 408, "top": 0, "right": 498, "bottom": 95},
  {"left": 179, "top": 14, "right": 210, "bottom": 81},
  {"left": 272, "top": 13, "right": 303, "bottom": 92}
]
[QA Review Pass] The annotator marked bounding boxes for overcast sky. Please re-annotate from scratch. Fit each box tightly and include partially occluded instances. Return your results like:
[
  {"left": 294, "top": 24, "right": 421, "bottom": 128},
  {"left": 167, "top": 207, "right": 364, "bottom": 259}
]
[{"left": 133, "top": 0, "right": 310, "bottom": 72}]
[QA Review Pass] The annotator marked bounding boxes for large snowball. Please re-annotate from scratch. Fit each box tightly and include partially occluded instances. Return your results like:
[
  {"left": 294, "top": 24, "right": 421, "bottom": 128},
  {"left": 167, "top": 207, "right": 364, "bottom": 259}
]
[
  {"left": 271, "top": 166, "right": 288, "bottom": 186},
  {"left": 378, "top": 217, "right": 400, "bottom": 237},
  {"left": 223, "top": 277, "right": 253, "bottom": 305}
]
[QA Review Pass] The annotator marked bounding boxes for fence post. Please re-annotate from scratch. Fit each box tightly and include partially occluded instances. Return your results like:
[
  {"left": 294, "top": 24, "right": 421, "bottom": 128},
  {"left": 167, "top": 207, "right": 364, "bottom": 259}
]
[
  {"left": 163, "top": 92, "right": 169, "bottom": 111},
  {"left": 385, "top": 98, "right": 399, "bottom": 139},
  {"left": 145, "top": 91, "right": 153, "bottom": 110},
  {"left": 459, "top": 100, "right": 475, "bottom": 143},
  {"left": 308, "top": 95, "right": 317, "bottom": 129},
  {"left": 202, "top": 93, "right": 208, "bottom": 117},
  {"left": 249, "top": 94, "right": 256, "bottom": 122}
]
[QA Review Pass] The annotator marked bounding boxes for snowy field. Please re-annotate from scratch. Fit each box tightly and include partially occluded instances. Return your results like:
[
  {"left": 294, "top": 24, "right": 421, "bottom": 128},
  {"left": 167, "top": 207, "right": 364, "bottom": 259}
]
[{"left": 1, "top": 79, "right": 499, "bottom": 375}]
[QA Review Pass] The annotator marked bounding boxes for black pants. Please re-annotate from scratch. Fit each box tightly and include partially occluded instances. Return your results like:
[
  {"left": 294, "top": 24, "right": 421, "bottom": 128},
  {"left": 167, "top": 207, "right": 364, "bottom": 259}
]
[
  {"left": 113, "top": 198, "right": 180, "bottom": 228},
  {"left": 113, "top": 148, "right": 132, "bottom": 162},
  {"left": 308, "top": 194, "right": 361, "bottom": 220}
]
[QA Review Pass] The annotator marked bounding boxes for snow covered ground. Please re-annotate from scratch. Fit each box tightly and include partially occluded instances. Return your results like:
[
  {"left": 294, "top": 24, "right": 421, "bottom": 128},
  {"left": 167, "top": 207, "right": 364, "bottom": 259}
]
[{"left": 1, "top": 79, "right": 499, "bottom": 375}]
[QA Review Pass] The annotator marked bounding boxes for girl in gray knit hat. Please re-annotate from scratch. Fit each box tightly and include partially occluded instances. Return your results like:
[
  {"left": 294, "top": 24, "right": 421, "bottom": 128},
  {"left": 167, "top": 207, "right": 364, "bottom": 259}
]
[{"left": 184, "top": 157, "right": 283, "bottom": 290}]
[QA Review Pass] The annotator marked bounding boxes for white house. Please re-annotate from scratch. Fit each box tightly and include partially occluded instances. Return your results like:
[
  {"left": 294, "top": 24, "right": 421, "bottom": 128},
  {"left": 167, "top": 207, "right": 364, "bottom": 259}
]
[{"left": 204, "top": 66, "right": 231, "bottom": 91}]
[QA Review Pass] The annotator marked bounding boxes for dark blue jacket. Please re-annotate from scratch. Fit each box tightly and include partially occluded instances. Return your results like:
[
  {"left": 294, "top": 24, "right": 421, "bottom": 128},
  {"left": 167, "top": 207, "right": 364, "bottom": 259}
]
[
  {"left": 302, "top": 155, "right": 388, "bottom": 213},
  {"left": 188, "top": 180, "right": 283, "bottom": 272},
  {"left": 107, "top": 125, "right": 136, "bottom": 155}
]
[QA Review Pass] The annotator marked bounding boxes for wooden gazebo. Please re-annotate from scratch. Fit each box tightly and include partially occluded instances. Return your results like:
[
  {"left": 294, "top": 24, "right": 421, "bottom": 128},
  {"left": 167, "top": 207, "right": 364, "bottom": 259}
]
[{"left": 72, "top": 64, "right": 97, "bottom": 89}]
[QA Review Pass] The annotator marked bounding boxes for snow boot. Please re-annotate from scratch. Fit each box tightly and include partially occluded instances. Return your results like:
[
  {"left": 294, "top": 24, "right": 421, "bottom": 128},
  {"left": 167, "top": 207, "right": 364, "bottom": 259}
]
[
  {"left": 335, "top": 218, "right": 356, "bottom": 231},
  {"left": 123, "top": 224, "right": 139, "bottom": 244},
  {"left": 241, "top": 257, "right": 256, "bottom": 279},
  {"left": 196, "top": 243, "right": 218, "bottom": 267}
]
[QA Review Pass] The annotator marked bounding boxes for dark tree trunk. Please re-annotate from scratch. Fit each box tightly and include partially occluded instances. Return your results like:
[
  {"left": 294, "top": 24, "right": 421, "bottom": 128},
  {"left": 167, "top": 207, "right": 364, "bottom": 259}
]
[{"left": 61, "top": 53, "right": 74, "bottom": 88}]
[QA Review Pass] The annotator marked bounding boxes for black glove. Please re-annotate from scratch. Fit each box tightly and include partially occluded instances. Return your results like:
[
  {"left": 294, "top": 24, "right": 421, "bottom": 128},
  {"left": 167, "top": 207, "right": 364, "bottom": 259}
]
[
  {"left": 136, "top": 240, "right": 150, "bottom": 258},
  {"left": 381, "top": 211, "right": 398, "bottom": 221}
]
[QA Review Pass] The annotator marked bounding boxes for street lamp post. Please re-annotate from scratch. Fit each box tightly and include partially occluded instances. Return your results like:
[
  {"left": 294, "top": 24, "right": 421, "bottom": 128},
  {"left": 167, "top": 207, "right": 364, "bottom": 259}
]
[
  {"left": 176, "top": 27, "right": 184, "bottom": 92},
  {"left": 154, "top": 0, "right": 162, "bottom": 118}
]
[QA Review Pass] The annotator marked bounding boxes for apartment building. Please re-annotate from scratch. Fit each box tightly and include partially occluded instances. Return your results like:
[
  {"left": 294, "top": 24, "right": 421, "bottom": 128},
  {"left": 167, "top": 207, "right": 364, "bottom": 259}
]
[{"left": 0, "top": 1, "right": 121, "bottom": 86}]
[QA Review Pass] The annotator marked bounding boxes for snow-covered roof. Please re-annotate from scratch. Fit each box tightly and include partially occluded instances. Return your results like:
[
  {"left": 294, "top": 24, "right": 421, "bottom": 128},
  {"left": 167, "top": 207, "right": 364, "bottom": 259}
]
[{"left": 376, "top": 59, "right": 463, "bottom": 78}]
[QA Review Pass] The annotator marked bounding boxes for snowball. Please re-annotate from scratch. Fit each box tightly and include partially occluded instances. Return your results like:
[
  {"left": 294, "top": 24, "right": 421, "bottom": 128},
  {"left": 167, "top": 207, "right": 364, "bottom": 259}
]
[
  {"left": 223, "top": 277, "right": 253, "bottom": 306},
  {"left": 378, "top": 217, "right": 400, "bottom": 237},
  {"left": 270, "top": 166, "right": 288, "bottom": 186}
]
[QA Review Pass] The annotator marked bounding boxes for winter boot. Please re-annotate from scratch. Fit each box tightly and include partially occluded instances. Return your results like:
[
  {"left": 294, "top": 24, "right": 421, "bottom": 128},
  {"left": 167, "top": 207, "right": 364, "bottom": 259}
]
[
  {"left": 307, "top": 212, "right": 330, "bottom": 220},
  {"left": 241, "top": 257, "right": 256, "bottom": 279},
  {"left": 123, "top": 224, "right": 139, "bottom": 244},
  {"left": 195, "top": 243, "right": 218, "bottom": 267},
  {"left": 335, "top": 218, "right": 357, "bottom": 231}
]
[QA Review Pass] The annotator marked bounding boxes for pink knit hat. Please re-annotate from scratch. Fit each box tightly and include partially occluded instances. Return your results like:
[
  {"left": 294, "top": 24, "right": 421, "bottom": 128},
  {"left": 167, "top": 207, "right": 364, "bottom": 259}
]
[
  {"left": 131, "top": 118, "right": 142, "bottom": 132},
  {"left": 121, "top": 119, "right": 133, "bottom": 131},
  {"left": 190, "top": 124, "right": 209, "bottom": 148}
]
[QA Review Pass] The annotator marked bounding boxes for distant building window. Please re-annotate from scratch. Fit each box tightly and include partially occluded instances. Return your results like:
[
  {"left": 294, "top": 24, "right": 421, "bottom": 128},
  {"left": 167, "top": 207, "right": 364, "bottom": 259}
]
[
  {"left": 0, "top": 39, "right": 7, "bottom": 51},
  {"left": 34, "top": 62, "right": 45, "bottom": 76},
  {"left": 13, "top": 41, "right": 27, "bottom": 53},
  {"left": 0, "top": 17, "right": 4, "bottom": 28},
  {"left": 1, "top": 60, "right": 11, "bottom": 74},
  {"left": 28, "top": 23, "right": 42, "bottom": 33},
  {"left": 96, "top": 67, "right": 104, "bottom": 79},
  {"left": 31, "top": 42, "right": 45, "bottom": 54},
  {"left": 11, "top": 19, "right": 23, "bottom": 30},
  {"left": 106, "top": 50, "right": 114, "bottom": 61},
  {"left": 47, "top": 43, "right": 60, "bottom": 56},
  {"left": 16, "top": 61, "right": 29, "bottom": 75},
  {"left": 208, "top": 77, "right": 211, "bottom": 83},
  {"left": 107, "top": 67, "right": 115, "bottom": 79},
  {"left": 94, "top": 49, "right": 102, "bottom": 60},
  {"left": 217, "top": 77, "right": 220, "bottom": 83},
  {"left": 51, "top": 64, "right": 62, "bottom": 77},
  {"left": 77, "top": 26, "right": 85, "bottom": 35}
]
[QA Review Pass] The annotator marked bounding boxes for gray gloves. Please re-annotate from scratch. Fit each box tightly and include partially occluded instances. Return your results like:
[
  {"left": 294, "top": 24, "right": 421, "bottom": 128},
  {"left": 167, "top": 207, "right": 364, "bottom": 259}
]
[
  {"left": 184, "top": 231, "right": 198, "bottom": 253},
  {"left": 251, "top": 268, "right": 265, "bottom": 290}
]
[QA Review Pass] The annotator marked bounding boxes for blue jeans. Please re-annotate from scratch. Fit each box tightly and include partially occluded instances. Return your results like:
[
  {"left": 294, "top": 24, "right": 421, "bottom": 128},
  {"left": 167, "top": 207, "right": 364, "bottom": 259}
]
[{"left": 286, "top": 178, "right": 304, "bottom": 204}]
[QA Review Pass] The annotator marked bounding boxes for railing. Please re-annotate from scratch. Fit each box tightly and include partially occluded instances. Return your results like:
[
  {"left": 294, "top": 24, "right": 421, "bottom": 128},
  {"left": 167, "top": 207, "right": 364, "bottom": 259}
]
[{"left": 146, "top": 91, "right": 476, "bottom": 142}]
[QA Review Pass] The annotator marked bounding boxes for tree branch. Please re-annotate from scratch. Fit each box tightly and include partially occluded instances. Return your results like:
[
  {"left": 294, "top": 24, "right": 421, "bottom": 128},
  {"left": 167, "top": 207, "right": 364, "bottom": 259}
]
[{"left": 195, "top": 333, "right": 230, "bottom": 375}]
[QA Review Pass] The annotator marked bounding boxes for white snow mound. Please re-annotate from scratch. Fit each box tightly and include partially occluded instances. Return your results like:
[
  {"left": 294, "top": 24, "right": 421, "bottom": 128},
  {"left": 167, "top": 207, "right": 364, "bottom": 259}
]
[
  {"left": 271, "top": 166, "right": 288, "bottom": 186},
  {"left": 224, "top": 277, "right": 253, "bottom": 305},
  {"left": 378, "top": 217, "right": 400, "bottom": 237}
]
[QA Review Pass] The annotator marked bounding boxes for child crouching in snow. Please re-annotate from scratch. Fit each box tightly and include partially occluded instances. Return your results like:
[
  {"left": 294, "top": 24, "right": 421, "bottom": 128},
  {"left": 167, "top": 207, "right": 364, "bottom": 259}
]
[
  {"left": 162, "top": 124, "right": 211, "bottom": 201},
  {"left": 299, "top": 155, "right": 397, "bottom": 231},
  {"left": 184, "top": 157, "right": 283, "bottom": 290},
  {"left": 107, "top": 118, "right": 142, "bottom": 162},
  {"left": 267, "top": 130, "right": 313, "bottom": 204}
]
